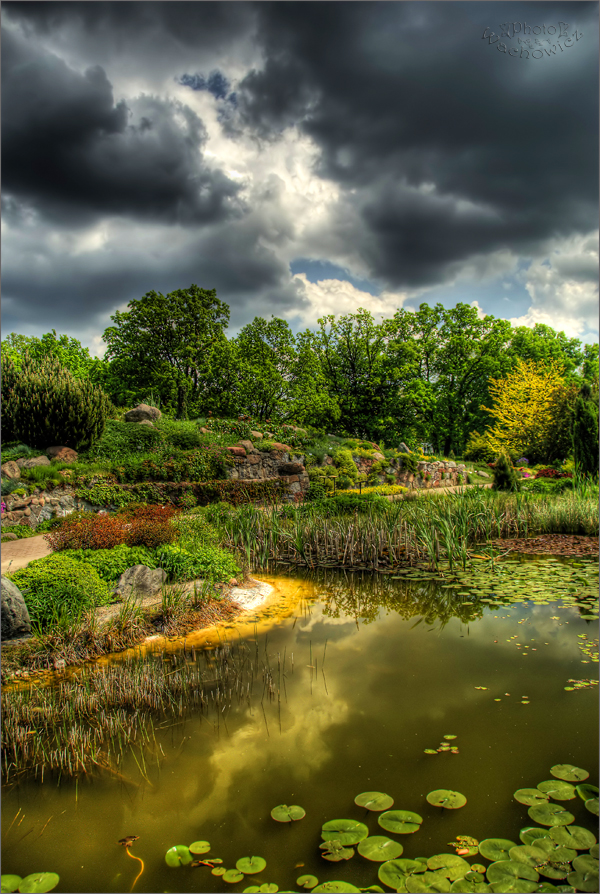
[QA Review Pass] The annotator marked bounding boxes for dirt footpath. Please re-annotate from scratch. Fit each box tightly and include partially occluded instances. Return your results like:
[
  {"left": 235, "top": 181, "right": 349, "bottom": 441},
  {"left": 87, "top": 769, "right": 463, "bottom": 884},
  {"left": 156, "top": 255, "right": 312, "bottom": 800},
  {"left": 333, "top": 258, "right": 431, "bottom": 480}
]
[{"left": 1, "top": 534, "right": 53, "bottom": 574}]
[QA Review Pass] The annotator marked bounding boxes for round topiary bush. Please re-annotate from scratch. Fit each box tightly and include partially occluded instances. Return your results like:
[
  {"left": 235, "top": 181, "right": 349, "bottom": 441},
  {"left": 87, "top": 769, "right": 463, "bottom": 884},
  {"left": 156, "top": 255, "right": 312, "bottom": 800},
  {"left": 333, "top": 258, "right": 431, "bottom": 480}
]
[{"left": 7, "top": 555, "right": 112, "bottom": 628}]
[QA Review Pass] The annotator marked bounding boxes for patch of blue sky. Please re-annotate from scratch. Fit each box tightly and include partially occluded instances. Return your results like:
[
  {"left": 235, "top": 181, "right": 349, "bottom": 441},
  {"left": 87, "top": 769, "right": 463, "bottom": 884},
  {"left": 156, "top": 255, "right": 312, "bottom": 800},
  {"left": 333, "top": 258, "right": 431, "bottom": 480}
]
[{"left": 177, "top": 70, "right": 230, "bottom": 100}]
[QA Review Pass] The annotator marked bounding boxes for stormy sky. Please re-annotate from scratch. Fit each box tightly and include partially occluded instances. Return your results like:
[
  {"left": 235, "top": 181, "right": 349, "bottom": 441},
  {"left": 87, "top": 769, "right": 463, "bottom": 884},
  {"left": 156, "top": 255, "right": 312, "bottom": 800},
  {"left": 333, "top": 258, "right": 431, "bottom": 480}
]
[{"left": 2, "top": 1, "right": 598, "bottom": 356}]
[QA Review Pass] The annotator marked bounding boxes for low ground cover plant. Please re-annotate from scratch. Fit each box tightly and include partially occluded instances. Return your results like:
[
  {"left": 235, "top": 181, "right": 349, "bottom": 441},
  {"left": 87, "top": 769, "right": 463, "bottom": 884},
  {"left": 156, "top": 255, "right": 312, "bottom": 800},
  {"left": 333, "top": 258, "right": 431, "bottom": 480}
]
[{"left": 44, "top": 505, "right": 179, "bottom": 551}]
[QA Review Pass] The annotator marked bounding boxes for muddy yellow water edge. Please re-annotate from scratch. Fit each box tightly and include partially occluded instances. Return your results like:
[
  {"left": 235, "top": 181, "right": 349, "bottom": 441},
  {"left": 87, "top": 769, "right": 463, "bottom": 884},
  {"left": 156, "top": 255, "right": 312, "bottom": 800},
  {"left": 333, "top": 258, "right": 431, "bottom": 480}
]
[{"left": 2, "top": 559, "right": 598, "bottom": 894}]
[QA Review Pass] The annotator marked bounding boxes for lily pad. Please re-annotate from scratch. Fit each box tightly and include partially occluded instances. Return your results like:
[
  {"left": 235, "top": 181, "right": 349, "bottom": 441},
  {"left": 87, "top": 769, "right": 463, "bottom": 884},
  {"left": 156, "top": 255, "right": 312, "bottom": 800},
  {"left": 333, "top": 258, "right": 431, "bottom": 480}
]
[
  {"left": 358, "top": 837, "right": 404, "bottom": 862},
  {"left": 259, "top": 885, "right": 279, "bottom": 893},
  {"left": 478, "top": 840, "right": 518, "bottom": 862},
  {"left": 321, "top": 819, "right": 369, "bottom": 845},
  {"left": 519, "top": 828, "right": 552, "bottom": 846},
  {"left": 296, "top": 876, "right": 319, "bottom": 889},
  {"left": 590, "top": 844, "right": 599, "bottom": 859},
  {"left": 449, "top": 881, "right": 492, "bottom": 893},
  {"left": 508, "top": 845, "right": 554, "bottom": 870},
  {"left": 355, "top": 792, "right": 394, "bottom": 812},
  {"left": 585, "top": 798, "right": 599, "bottom": 816},
  {"left": 319, "top": 841, "right": 355, "bottom": 862},
  {"left": 1, "top": 879, "right": 22, "bottom": 894},
  {"left": 527, "top": 803, "right": 575, "bottom": 827},
  {"left": 514, "top": 789, "right": 550, "bottom": 806},
  {"left": 443, "top": 736, "right": 458, "bottom": 740},
  {"left": 575, "top": 784, "right": 599, "bottom": 802},
  {"left": 16, "top": 879, "right": 59, "bottom": 894},
  {"left": 572, "top": 855, "right": 599, "bottom": 875},
  {"left": 485, "top": 860, "right": 539, "bottom": 885},
  {"left": 378, "top": 810, "right": 423, "bottom": 834},
  {"left": 427, "top": 855, "right": 470, "bottom": 881},
  {"left": 379, "top": 859, "right": 427, "bottom": 890},
  {"left": 19, "top": 872, "right": 60, "bottom": 894},
  {"left": 243, "top": 888, "right": 260, "bottom": 893},
  {"left": 550, "top": 765, "right": 589, "bottom": 783},
  {"left": 189, "top": 840, "right": 211, "bottom": 854},
  {"left": 223, "top": 869, "right": 245, "bottom": 884},
  {"left": 212, "top": 867, "right": 227, "bottom": 876},
  {"left": 537, "top": 781, "right": 576, "bottom": 801},
  {"left": 405, "top": 872, "right": 452, "bottom": 893},
  {"left": 312, "top": 884, "right": 361, "bottom": 893},
  {"left": 426, "top": 791, "right": 467, "bottom": 810},
  {"left": 566, "top": 869, "right": 599, "bottom": 893},
  {"left": 271, "top": 805, "right": 306, "bottom": 822},
  {"left": 165, "top": 845, "right": 193, "bottom": 867},
  {"left": 549, "top": 826, "right": 597, "bottom": 850},
  {"left": 237, "top": 857, "right": 267, "bottom": 875}
]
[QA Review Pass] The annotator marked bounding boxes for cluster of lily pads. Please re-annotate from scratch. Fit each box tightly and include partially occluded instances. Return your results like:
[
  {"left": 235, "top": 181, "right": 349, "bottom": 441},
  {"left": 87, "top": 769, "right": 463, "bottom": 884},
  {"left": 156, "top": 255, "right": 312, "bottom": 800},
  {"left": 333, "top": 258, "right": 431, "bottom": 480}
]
[
  {"left": 162, "top": 766, "right": 598, "bottom": 894},
  {"left": 424, "top": 734, "right": 459, "bottom": 756},
  {"left": 0, "top": 874, "right": 59, "bottom": 893}
]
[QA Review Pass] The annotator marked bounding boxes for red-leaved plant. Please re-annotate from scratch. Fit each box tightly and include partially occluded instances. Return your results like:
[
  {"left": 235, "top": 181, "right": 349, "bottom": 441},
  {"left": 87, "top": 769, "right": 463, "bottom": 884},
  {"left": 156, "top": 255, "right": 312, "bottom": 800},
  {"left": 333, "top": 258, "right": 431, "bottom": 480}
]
[{"left": 45, "top": 505, "right": 180, "bottom": 551}]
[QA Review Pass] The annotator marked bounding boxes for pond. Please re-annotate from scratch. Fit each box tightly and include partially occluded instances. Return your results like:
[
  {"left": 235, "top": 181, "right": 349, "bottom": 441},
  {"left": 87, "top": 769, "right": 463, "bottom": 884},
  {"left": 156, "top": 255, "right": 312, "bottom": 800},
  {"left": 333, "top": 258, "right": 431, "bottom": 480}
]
[{"left": 2, "top": 556, "right": 598, "bottom": 894}]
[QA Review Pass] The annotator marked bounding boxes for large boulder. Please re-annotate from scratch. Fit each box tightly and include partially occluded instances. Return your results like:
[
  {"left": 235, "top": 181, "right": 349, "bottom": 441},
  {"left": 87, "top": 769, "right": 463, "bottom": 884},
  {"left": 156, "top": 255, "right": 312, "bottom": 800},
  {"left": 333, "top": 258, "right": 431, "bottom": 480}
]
[
  {"left": 1, "top": 461, "right": 21, "bottom": 480},
  {"left": 278, "top": 462, "right": 305, "bottom": 476},
  {"left": 227, "top": 446, "right": 247, "bottom": 457},
  {"left": 250, "top": 430, "right": 263, "bottom": 439},
  {"left": 113, "top": 566, "right": 167, "bottom": 601},
  {"left": 123, "top": 404, "right": 162, "bottom": 423},
  {"left": 17, "top": 456, "right": 51, "bottom": 469},
  {"left": 398, "top": 442, "right": 411, "bottom": 454},
  {"left": 1, "top": 577, "right": 32, "bottom": 640},
  {"left": 46, "top": 446, "right": 78, "bottom": 463}
]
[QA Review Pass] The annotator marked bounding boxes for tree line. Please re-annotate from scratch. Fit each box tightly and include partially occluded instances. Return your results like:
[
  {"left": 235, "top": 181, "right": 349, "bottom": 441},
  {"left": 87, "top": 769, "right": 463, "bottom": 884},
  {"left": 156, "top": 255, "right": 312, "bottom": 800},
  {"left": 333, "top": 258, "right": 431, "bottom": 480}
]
[{"left": 3, "top": 283, "right": 598, "bottom": 456}]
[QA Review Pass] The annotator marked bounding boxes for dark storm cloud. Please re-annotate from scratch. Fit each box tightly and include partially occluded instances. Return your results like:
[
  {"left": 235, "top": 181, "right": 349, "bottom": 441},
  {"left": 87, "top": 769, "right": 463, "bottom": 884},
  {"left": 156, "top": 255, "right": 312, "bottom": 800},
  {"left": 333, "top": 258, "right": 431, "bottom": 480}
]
[
  {"left": 2, "top": 27, "right": 243, "bottom": 225},
  {"left": 233, "top": 1, "right": 598, "bottom": 288}
]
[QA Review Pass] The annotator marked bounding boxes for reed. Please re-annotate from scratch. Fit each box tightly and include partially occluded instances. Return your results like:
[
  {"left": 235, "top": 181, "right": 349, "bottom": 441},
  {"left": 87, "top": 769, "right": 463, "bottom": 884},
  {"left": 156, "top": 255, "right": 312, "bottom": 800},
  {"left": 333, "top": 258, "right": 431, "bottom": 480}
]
[{"left": 219, "top": 490, "right": 598, "bottom": 573}]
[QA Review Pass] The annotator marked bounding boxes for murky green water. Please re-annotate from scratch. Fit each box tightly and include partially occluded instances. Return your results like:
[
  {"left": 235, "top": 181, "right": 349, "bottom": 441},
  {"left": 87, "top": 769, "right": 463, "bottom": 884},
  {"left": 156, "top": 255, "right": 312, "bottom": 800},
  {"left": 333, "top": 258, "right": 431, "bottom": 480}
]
[{"left": 2, "top": 557, "right": 598, "bottom": 893}]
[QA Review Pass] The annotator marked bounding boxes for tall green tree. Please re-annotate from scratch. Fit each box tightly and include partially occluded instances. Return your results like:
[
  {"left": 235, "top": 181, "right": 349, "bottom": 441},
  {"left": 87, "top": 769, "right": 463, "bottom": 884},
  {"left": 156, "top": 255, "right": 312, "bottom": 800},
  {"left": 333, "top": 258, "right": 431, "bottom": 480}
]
[
  {"left": 1, "top": 330, "right": 96, "bottom": 379},
  {"left": 572, "top": 382, "right": 599, "bottom": 477},
  {"left": 389, "top": 304, "right": 513, "bottom": 454},
  {"left": 102, "top": 284, "right": 230, "bottom": 418},
  {"left": 234, "top": 316, "right": 339, "bottom": 425},
  {"left": 299, "top": 308, "right": 416, "bottom": 440}
]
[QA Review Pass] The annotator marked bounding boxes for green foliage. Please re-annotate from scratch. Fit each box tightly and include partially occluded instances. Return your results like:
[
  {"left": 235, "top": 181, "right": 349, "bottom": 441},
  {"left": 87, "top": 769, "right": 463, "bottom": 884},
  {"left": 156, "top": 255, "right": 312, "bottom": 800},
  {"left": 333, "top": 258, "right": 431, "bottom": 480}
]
[
  {"left": 207, "top": 417, "right": 253, "bottom": 439},
  {"left": 332, "top": 447, "right": 359, "bottom": 481},
  {"left": 1, "top": 330, "right": 95, "bottom": 380},
  {"left": 59, "top": 545, "right": 159, "bottom": 581},
  {"left": 572, "top": 383, "right": 599, "bottom": 477},
  {"left": 111, "top": 448, "right": 232, "bottom": 484},
  {"left": 522, "top": 478, "right": 574, "bottom": 495},
  {"left": 400, "top": 453, "right": 418, "bottom": 474},
  {"left": 1, "top": 352, "right": 113, "bottom": 451},
  {"left": 0, "top": 443, "right": 37, "bottom": 464},
  {"left": 7, "top": 555, "right": 112, "bottom": 628},
  {"left": 308, "top": 493, "right": 389, "bottom": 516},
  {"left": 464, "top": 430, "right": 495, "bottom": 463},
  {"left": 103, "top": 284, "right": 231, "bottom": 419},
  {"left": 75, "top": 476, "right": 137, "bottom": 509},
  {"left": 492, "top": 452, "right": 521, "bottom": 493},
  {"left": 1, "top": 480, "right": 26, "bottom": 497},
  {"left": 155, "top": 542, "right": 240, "bottom": 583},
  {"left": 256, "top": 440, "right": 286, "bottom": 452},
  {"left": 87, "top": 420, "right": 166, "bottom": 460}
]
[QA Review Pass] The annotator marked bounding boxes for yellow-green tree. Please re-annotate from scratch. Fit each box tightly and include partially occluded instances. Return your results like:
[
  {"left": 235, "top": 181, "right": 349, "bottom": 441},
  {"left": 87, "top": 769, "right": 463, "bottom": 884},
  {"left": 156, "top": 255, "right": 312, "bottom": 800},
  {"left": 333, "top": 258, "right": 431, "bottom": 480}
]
[{"left": 482, "top": 359, "right": 576, "bottom": 463}]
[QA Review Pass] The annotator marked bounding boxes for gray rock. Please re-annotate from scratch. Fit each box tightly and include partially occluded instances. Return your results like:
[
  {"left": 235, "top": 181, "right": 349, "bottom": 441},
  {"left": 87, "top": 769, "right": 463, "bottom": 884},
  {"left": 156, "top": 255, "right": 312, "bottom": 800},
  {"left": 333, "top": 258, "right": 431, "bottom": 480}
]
[
  {"left": 398, "top": 442, "right": 411, "bottom": 454},
  {"left": 1, "top": 577, "right": 32, "bottom": 640},
  {"left": 17, "top": 456, "right": 51, "bottom": 469},
  {"left": 123, "top": 404, "right": 162, "bottom": 423},
  {"left": 113, "top": 565, "right": 167, "bottom": 601},
  {"left": 478, "top": 470, "right": 490, "bottom": 478},
  {"left": 2, "top": 533, "right": 18, "bottom": 541},
  {"left": 447, "top": 461, "right": 457, "bottom": 468},
  {"left": 278, "top": 462, "right": 305, "bottom": 475},
  {"left": 1, "top": 461, "right": 21, "bottom": 479}
]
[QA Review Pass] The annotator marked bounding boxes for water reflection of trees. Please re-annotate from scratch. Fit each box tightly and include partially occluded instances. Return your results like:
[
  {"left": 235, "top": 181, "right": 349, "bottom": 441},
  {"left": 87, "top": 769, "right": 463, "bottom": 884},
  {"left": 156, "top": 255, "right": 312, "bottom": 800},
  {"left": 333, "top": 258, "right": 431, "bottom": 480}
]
[{"left": 296, "top": 569, "right": 484, "bottom": 628}]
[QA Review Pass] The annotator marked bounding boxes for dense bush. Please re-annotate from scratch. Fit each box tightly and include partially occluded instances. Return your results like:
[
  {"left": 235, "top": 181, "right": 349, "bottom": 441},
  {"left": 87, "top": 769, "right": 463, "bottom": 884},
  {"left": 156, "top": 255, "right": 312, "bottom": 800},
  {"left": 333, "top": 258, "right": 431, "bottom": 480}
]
[
  {"left": 309, "top": 493, "right": 389, "bottom": 516},
  {"left": 399, "top": 452, "right": 419, "bottom": 474},
  {"left": 1, "top": 352, "right": 113, "bottom": 451},
  {"left": 7, "top": 555, "right": 112, "bottom": 627},
  {"left": 45, "top": 505, "right": 178, "bottom": 551},
  {"left": 112, "top": 447, "right": 232, "bottom": 483},
  {"left": 155, "top": 543, "right": 240, "bottom": 583},
  {"left": 492, "top": 452, "right": 521, "bottom": 492},
  {"left": 523, "top": 478, "right": 573, "bottom": 495},
  {"left": 87, "top": 420, "right": 165, "bottom": 460},
  {"left": 206, "top": 417, "right": 253, "bottom": 439},
  {"left": 59, "top": 545, "right": 160, "bottom": 581},
  {"left": 464, "top": 430, "right": 495, "bottom": 463},
  {"left": 332, "top": 447, "right": 359, "bottom": 483}
]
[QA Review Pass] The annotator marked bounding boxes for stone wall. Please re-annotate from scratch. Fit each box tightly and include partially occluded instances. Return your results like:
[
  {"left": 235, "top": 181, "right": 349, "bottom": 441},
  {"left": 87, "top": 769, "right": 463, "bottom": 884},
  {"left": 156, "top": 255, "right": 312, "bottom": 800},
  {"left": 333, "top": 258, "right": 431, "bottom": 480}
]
[{"left": 225, "top": 442, "right": 310, "bottom": 499}]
